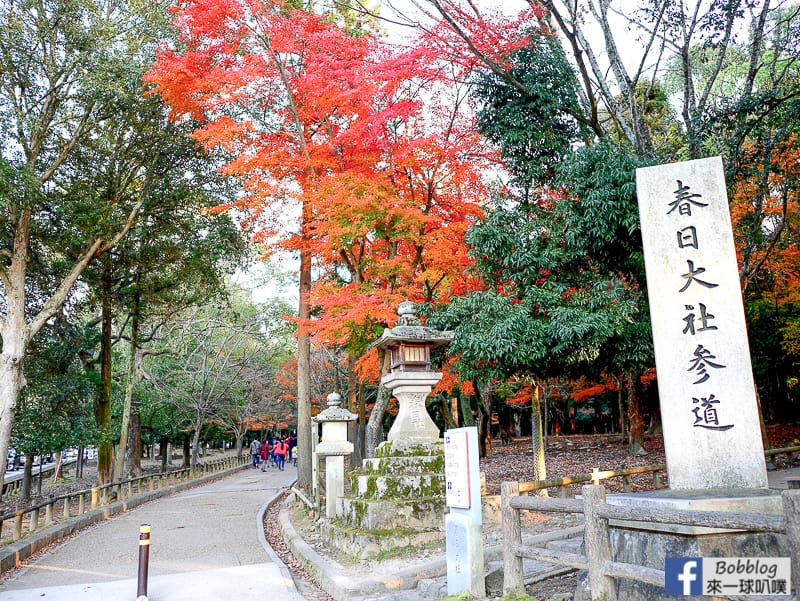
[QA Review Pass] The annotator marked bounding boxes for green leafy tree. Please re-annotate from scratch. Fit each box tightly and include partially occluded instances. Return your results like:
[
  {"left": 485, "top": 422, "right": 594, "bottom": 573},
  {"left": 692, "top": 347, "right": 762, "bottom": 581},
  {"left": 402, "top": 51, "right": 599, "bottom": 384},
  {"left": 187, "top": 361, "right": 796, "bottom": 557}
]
[
  {"left": 144, "top": 292, "right": 291, "bottom": 468},
  {"left": 12, "top": 318, "right": 97, "bottom": 499},
  {"left": 0, "top": 0, "right": 176, "bottom": 485},
  {"left": 472, "top": 32, "right": 589, "bottom": 189},
  {"left": 430, "top": 141, "right": 655, "bottom": 454}
]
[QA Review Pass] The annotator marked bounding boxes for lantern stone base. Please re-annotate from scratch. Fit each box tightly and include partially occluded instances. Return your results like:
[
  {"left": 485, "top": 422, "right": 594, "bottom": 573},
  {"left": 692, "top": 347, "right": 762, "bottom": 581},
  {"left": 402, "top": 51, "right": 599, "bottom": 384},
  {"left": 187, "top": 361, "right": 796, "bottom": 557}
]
[
  {"left": 381, "top": 372, "right": 443, "bottom": 442},
  {"left": 320, "top": 439, "right": 446, "bottom": 560},
  {"left": 317, "top": 519, "right": 445, "bottom": 562}
]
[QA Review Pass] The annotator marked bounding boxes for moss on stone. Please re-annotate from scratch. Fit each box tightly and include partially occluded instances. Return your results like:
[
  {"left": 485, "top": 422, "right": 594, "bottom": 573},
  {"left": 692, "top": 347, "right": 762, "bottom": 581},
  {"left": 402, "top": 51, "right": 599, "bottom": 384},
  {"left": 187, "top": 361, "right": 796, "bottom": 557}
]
[{"left": 373, "top": 539, "right": 442, "bottom": 562}]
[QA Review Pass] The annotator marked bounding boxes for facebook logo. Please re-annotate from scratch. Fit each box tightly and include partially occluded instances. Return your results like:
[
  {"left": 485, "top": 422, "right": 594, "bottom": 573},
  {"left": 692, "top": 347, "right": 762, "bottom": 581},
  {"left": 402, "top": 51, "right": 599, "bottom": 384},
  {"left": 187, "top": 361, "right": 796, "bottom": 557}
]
[{"left": 665, "top": 557, "right": 703, "bottom": 595}]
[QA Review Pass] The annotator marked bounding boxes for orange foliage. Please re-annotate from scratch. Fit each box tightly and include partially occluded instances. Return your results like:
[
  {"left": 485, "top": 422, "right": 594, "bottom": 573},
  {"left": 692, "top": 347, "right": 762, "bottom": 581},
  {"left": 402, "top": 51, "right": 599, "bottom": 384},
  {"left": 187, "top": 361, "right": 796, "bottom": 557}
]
[
  {"left": 508, "top": 384, "right": 533, "bottom": 407},
  {"left": 731, "top": 136, "right": 800, "bottom": 293},
  {"left": 146, "top": 0, "right": 539, "bottom": 415},
  {"left": 354, "top": 348, "right": 382, "bottom": 385},
  {"left": 640, "top": 368, "right": 657, "bottom": 387},
  {"left": 433, "top": 358, "right": 476, "bottom": 396},
  {"left": 571, "top": 379, "right": 618, "bottom": 403}
]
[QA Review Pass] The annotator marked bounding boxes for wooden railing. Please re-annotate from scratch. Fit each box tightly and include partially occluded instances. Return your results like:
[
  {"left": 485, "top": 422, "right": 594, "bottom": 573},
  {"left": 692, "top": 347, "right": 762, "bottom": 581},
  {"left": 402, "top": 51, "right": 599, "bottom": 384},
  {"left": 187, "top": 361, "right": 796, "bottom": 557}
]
[
  {"left": 506, "top": 444, "right": 800, "bottom": 499},
  {"left": 502, "top": 482, "right": 800, "bottom": 601},
  {"left": 765, "top": 445, "right": 800, "bottom": 465},
  {"left": 515, "top": 464, "right": 668, "bottom": 498},
  {"left": 2, "top": 460, "right": 73, "bottom": 497},
  {"left": 499, "top": 446, "right": 800, "bottom": 599},
  {"left": 0, "top": 455, "right": 248, "bottom": 544}
]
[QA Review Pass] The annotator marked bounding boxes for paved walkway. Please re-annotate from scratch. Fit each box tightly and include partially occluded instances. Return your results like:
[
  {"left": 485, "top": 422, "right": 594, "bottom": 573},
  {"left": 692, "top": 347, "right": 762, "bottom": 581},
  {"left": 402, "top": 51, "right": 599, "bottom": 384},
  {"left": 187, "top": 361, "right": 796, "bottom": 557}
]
[{"left": 0, "top": 465, "right": 301, "bottom": 601}]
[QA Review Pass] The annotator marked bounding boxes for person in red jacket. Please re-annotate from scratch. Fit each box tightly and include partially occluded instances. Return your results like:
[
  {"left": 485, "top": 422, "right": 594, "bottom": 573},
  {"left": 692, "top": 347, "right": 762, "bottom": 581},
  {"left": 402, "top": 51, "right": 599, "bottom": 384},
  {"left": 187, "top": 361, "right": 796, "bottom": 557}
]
[
  {"left": 259, "top": 439, "right": 270, "bottom": 471},
  {"left": 273, "top": 438, "right": 287, "bottom": 471}
]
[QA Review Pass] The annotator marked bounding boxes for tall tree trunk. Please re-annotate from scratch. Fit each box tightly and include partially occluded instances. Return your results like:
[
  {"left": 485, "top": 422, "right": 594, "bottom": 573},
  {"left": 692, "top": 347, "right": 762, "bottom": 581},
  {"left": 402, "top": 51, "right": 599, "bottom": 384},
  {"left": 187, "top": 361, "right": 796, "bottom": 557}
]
[
  {"left": 617, "top": 375, "right": 627, "bottom": 444},
  {"left": 476, "top": 380, "right": 494, "bottom": 458},
  {"left": 346, "top": 354, "right": 362, "bottom": 466},
  {"left": 21, "top": 454, "right": 33, "bottom": 500},
  {"left": 183, "top": 435, "right": 191, "bottom": 468},
  {"left": 130, "top": 410, "right": 142, "bottom": 477},
  {"left": 440, "top": 397, "right": 456, "bottom": 429},
  {"left": 543, "top": 388, "right": 549, "bottom": 448},
  {"left": 460, "top": 395, "right": 475, "bottom": 427},
  {"left": 365, "top": 349, "right": 389, "bottom": 458},
  {"left": 160, "top": 437, "right": 168, "bottom": 471},
  {"left": 0, "top": 211, "right": 31, "bottom": 488},
  {"left": 755, "top": 389, "right": 770, "bottom": 449},
  {"left": 96, "top": 260, "right": 114, "bottom": 485},
  {"left": 234, "top": 427, "right": 244, "bottom": 457},
  {"left": 114, "top": 292, "right": 140, "bottom": 481},
  {"left": 531, "top": 383, "right": 547, "bottom": 488},
  {"left": 357, "top": 379, "right": 366, "bottom": 460},
  {"left": 627, "top": 371, "right": 647, "bottom": 456},
  {"left": 37, "top": 452, "right": 44, "bottom": 496},
  {"left": 296, "top": 248, "right": 312, "bottom": 492},
  {"left": 0, "top": 344, "right": 26, "bottom": 489},
  {"left": 191, "top": 418, "right": 203, "bottom": 468},
  {"left": 365, "top": 385, "right": 391, "bottom": 458}
]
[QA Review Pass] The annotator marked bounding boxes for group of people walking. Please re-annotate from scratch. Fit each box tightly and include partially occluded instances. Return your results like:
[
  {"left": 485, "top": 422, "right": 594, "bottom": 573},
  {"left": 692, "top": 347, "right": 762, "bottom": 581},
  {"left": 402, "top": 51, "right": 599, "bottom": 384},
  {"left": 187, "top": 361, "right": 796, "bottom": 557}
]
[{"left": 249, "top": 432, "right": 295, "bottom": 472}]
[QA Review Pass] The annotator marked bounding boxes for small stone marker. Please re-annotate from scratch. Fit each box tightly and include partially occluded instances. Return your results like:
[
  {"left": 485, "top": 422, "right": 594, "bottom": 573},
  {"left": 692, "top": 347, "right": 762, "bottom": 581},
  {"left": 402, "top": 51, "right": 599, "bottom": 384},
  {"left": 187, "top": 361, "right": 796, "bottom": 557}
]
[
  {"left": 636, "top": 156, "right": 767, "bottom": 490},
  {"left": 444, "top": 427, "right": 485, "bottom": 597}
]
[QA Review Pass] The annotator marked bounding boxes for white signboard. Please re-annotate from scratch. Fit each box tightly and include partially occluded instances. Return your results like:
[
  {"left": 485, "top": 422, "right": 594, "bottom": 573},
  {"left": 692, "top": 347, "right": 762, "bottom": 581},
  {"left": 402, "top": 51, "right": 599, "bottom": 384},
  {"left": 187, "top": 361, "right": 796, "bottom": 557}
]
[
  {"left": 444, "top": 429, "right": 471, "bottom": 509},
  {"left": 444, "top": 427, "right": 484, "bottom": 597},
  {"left": 636, "top": 157, "right": 767, "bottom": 490}
]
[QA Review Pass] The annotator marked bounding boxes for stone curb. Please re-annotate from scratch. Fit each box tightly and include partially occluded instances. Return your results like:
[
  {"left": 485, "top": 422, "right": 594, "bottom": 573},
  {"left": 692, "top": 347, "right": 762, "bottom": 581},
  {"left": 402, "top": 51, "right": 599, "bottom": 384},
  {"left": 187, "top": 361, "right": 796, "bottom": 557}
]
[
  {"left": 0, "top": 462, "right": 249, "bottom": 575},
  {"left": 278, "top": 493, "right": 447, "bottom": 601},
  {"left": 257, "top": 477, "right": 298, "bottom": 585}
]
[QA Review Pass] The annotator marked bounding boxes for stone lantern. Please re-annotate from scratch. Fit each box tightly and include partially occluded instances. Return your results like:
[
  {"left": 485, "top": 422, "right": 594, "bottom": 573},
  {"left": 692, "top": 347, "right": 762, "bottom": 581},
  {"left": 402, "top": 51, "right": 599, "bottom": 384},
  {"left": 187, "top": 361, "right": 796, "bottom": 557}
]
[
  {"left": 372, "top": 300, "right": 453, "bottom": 442},
  {"left": 312, "top": 392, "right": 356, "bottom": 518}
]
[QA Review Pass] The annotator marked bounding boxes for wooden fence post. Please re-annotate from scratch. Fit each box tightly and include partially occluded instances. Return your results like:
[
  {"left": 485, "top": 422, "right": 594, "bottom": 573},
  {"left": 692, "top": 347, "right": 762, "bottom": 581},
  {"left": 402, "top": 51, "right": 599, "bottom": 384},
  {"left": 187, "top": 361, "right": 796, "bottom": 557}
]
[
  {"left": 781, "top": 489, "right": 800, "bottom": 599},
  {"left": 582, "top": 484, "right": 617, "bottom": 601},
  {"left": 502, "top": 481, "right": 524, "bottom": 596},
  {"left": 14, "top": 512, "right": 23, "bottom": 539}
]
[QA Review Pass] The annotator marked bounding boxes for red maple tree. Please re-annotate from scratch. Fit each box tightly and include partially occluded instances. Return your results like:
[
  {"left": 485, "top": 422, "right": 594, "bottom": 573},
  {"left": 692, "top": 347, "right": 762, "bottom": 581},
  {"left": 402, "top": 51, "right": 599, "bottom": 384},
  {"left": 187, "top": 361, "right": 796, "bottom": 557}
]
[
  {"left": 145, "top": 0, "right": 536, "bottom": 461},
  {"left": 146, "top": 0, "right": 417, "bottom": 484}
]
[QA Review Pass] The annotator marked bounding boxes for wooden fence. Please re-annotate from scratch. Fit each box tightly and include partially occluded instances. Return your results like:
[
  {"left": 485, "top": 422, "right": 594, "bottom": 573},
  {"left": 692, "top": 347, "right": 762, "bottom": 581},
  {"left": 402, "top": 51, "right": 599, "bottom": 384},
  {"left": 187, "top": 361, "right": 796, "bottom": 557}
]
[
  {"left": 503, "top": 443, "right": 800, "bottom": 498},
  {"left": 502, "top": 482, "right": 800, "bottom": 600},
  {"left": 514, "top": 464, "right": 668, "bottom": 498},
  {"left": 501, "top": 444, "right": 800, "bottom": 601},
  {"left": 0, "top": 455, "right": 248, "bottom": 545},
  {"left": 2, "top": 460, "right": 71, "bottom": 497}
]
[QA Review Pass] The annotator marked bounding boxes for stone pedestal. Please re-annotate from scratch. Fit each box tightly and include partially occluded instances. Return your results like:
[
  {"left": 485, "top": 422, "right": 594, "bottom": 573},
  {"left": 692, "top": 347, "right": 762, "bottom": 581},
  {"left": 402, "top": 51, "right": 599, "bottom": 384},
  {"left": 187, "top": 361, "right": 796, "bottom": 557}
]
[
  {"left": 575, "top": 489, "right": 788, "bottom": 601},
  {"left": 324, "top": 455, "right": 344, "bottom": 518},
  {"left": 382, "top": 372, "right": 442, "bottom": 441},
  {"left": 320, "top": 439, "right": 446, "bottom": 560}
]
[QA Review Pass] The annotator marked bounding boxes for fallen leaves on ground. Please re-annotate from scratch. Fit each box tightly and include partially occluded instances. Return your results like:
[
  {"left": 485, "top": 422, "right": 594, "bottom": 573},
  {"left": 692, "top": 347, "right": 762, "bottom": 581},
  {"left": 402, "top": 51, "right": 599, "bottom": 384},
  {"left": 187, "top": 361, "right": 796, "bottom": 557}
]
[{"left": 480, "top": 433, "right": 666, "bottom": 495}]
